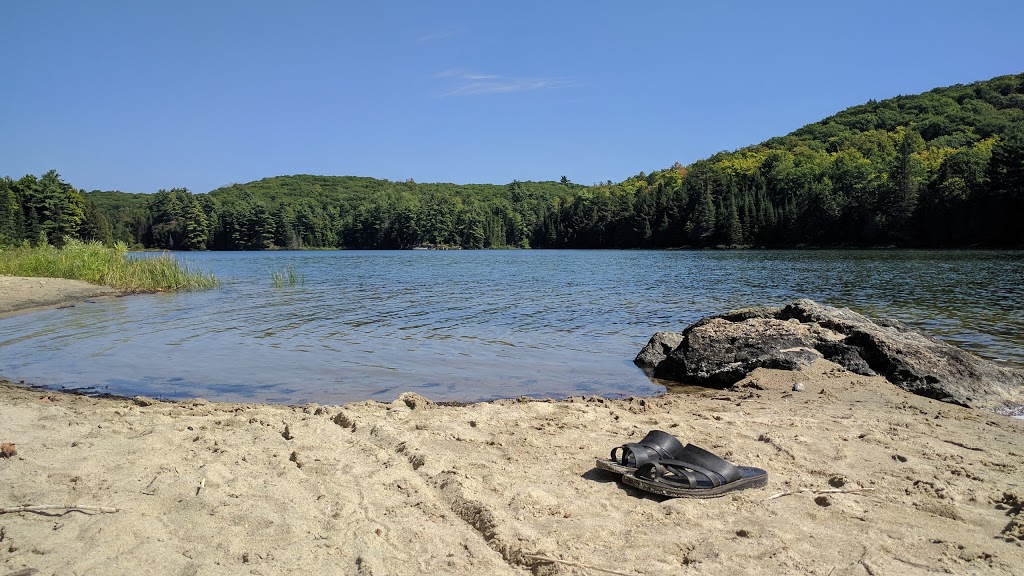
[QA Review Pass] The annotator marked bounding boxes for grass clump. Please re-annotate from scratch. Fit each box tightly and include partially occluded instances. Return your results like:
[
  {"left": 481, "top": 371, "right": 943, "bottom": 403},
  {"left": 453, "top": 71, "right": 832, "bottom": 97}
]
[
  {"left": 271, "top": 264, "right": 304, "bottom": 288},
  {"left": 0, "top": 239, "right": 218, "bottom": 292}
]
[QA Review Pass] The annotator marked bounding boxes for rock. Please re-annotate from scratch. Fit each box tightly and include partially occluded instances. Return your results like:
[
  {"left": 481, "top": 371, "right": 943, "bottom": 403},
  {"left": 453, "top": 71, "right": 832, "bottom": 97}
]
[
  {"left": 634, "top": 331, "right": 684, "bottom": 372},
  {"left": 792, "top": 382, "right": 805, "bottom": 392},
  {"left": 636, "top": 299, "right": 1024, "bottom": 411},
  {"left": 647, "top": 317, "right": 822, "bottom": 386}
]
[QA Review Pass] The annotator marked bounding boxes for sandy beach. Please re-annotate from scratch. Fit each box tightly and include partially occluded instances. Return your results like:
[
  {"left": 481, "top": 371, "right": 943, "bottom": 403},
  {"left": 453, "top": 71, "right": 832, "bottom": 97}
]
[
  {"left": 2, "top": 278, "right": 1023, "bottom": 575},
  {"left": 0, "top": 276, "right": 119, "bottom": 318}
]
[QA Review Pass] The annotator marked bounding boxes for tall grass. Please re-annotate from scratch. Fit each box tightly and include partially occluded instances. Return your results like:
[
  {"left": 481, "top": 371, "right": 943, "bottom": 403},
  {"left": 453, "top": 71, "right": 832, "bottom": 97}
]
[
  {"left": 271, "top": 264, "right": 304, "bottom": 288},
  {"left": 0, "top": 239, "right": 218, "bottom": 292}
]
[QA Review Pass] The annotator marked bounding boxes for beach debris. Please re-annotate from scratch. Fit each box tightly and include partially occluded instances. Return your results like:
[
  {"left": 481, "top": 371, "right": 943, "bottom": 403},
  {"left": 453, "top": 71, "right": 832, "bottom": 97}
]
[
  {"left": 281, "top": 424, "right": 293, "bottom": 440},
  {"left": 132, "top": 396, "right": 158, "bottom": 407},
  {"left": 4, "top": 568, "right": 40, "bottom": 576},
  {"left": 141, "top": 475, "right": 159, "bottom": 495},
  {"left": 1, "top": 443, "right": 16, "bottom": 458},
  {"left": 525, "top": 554, "right": 633, "bottom": 576},
  {"left": 767, "top": 487, "right": 876, "bottom": 500},
  {"left": 0, "top": 504, "right": 119, "bottom": 515},
  {"left": 792, "top": 382, "right": 806, "bottom": 392},
  {"left": 196, "top": 477, "right": 206, "bottom": 496}
]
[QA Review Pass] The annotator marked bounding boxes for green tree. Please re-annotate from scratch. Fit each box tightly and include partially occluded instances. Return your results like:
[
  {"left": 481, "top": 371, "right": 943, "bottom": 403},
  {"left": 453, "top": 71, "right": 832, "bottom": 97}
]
[
  {"left": 686, "top": 186, "right": 716, "bottom": 245},
  {"left": 982, "top": 132, "right": 1024, "bottom": 244},
  {"left": 0, "top": 177, "right": 22, "bottom": 245},
  {"left": 34, "top": 170, "right": 85, "bottom": 246},
  {"left": 882, "top": 127, "right": 925, "bottom": 243},
  {"left": 79, "top": 201, "right": 114, "bottom": 245}
]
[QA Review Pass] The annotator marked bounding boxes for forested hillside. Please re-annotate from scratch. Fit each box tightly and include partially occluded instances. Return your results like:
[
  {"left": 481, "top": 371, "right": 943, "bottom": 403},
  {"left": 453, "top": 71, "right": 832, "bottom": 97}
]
[{"left": 3, "top": 73, "right": 1022, "bottom": 250}]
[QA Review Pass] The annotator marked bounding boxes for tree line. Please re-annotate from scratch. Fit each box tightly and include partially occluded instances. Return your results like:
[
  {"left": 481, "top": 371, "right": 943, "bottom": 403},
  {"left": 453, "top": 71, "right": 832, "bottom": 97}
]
[{"left": 3, "top": 73, "right": 1022, "bottom": 250}]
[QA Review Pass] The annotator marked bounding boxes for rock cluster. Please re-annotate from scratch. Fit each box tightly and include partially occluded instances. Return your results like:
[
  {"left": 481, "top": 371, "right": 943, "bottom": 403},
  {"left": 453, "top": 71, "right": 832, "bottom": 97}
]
[{"left": 636, "top": 299, "right": 1024, "bottom": 412}]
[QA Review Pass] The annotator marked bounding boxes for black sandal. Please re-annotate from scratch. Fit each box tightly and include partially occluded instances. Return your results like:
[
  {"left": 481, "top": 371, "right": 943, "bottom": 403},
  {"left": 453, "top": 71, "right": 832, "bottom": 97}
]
[
  {"left": 595, "top": 430, "right": 687, "bottom": 475},
  {"left": 622, "top": 443, "right": 767, "bottom": 498}
]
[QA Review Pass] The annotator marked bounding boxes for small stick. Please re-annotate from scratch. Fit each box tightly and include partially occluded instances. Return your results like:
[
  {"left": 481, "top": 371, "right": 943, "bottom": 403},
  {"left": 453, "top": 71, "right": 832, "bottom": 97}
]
[
  {"left": 141, "top": 475, "right": 159, "bottom": 495},
  {"left": 767, "top": 487, "right": 876, "bottom": 500},
  {"left": 525, "top": 554, "right": 634, "bottom": 576},
  {"left": 0, "top": 504, "right": 119, "bottom": 515}
]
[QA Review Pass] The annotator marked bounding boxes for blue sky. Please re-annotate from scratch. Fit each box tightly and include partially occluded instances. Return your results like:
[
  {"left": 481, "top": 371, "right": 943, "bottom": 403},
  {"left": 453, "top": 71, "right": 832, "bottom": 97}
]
[{"left": 2, "top": 1, "right": 1021, "bottom": 193}]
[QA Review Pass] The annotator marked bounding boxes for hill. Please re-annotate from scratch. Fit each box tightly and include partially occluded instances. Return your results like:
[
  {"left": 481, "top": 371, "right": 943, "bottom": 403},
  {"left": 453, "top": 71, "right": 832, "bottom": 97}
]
[
  {"left": 625, "top": 72, "right": 1024, "bottom": 247},
  {"left": 3, "top": 73, "right": 1022, "bottom": 249}
]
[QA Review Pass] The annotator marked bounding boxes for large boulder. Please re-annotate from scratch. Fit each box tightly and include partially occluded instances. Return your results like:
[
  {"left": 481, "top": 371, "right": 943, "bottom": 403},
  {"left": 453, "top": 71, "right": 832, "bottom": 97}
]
[{"left": 636, "top": 299, "right": 1024, "bottom": 412}]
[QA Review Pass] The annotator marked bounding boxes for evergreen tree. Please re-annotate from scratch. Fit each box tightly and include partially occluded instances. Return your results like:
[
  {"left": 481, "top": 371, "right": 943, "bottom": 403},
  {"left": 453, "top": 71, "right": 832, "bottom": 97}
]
[{"left": 80, "top": 201, "right": 114, "bottom": 245}]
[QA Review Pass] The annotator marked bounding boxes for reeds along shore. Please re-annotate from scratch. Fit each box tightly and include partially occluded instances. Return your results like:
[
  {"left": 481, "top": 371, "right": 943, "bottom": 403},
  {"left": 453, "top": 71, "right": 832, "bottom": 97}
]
[{"left": 0, "top": 239, "right": 217, "bottom": 292}]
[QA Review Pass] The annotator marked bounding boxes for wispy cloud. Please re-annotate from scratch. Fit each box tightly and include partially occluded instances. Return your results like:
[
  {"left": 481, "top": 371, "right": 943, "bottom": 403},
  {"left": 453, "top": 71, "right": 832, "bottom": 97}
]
[{"left": 436, "top": 70, "right": 572, "bottom": 96}]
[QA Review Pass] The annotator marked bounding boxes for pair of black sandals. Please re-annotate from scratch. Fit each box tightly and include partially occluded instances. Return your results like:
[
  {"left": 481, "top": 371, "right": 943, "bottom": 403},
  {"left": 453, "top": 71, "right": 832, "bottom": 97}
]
[{"left": 596, "top": 430, "right": 768, "bottom": 498}]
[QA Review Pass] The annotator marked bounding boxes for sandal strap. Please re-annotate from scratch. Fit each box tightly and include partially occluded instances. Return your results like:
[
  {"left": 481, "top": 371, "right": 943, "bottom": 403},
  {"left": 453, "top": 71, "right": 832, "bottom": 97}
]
[
  {"left": 610, "top": 429, "right": 687, "bottom": 467},
  {"left": 611, "top": 443, "right": 659, "bottom": 468},
  {"left": 650, "top": 461, "right": 698, "bottom": 488},
  {"left": 678, "top": 444, "right": 742, "bottom": 484},
  {"left": 641, "top": 430, "right": 686, "bottom": 458},
  {"left": 636, "top": 459, "right": 721, "bottom": 488},
  {"left": 633, "top": 445, "right": 745, "bottom": 489}
]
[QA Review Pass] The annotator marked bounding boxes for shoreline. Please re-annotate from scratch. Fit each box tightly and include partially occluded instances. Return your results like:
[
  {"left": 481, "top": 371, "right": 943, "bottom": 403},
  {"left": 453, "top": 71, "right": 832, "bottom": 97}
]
[
  {"left": 3, "top": 361, "right": 1024, "bottom": 574},
  {"left": 0, "top": 276, "right": 121, "bottom": 318},
  {"left": 2, "top": 276, "right": 1024, "bottom": 573}
]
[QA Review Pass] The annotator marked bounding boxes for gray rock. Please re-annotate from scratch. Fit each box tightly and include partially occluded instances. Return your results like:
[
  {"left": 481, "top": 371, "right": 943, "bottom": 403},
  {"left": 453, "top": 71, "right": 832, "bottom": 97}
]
[
  {"left": 653, "top": 317, "right": 823, "bottom": 386},
  {"left": 634, "top": 331, "right": 684, "bottom": 372},
  {"left": 636, "top": 299, "right": 1024, "bottom": 411}
]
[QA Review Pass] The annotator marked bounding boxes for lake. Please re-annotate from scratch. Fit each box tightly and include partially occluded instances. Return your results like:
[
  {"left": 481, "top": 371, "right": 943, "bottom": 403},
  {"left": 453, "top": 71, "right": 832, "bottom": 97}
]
[{"left": 1, "top": 250, "right": 1022, "bottom": 404}]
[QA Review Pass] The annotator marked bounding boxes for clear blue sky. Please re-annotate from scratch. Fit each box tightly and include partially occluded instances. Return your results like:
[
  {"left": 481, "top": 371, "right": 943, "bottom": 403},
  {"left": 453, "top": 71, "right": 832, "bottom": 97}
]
[{"left": 2, "top": 1, "right": 1021, "bottom": 194}]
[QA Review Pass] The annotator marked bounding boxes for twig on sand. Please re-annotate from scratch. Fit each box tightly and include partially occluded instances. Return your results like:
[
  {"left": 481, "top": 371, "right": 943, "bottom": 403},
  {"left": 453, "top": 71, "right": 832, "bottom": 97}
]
[
  {"left": 526, "top": 554, "right": 634, "bottom": 576},
  {"left": 4, "top": 568, "right": 40, "bottom": 576},
  {"left": 141, "top": 475, "right": 159, "bottom": 495},
  {"left": 767, "top": 487, "right": 876, "bottom": 500},
  {"left": 0, "top": 504, "right": 120, "bottom": 515}
]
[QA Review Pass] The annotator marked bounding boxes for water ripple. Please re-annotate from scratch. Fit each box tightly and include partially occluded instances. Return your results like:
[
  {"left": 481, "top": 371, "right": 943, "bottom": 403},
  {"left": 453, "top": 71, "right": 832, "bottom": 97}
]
[{"left": 1, "top": 249, "right": 1022, "bottom": 403}]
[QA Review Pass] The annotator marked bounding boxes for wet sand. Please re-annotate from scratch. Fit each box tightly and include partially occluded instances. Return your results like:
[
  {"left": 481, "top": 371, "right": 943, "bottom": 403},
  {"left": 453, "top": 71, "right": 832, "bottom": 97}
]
[{"left": 0, "top": 276, "right": 119, "bottom": 317}]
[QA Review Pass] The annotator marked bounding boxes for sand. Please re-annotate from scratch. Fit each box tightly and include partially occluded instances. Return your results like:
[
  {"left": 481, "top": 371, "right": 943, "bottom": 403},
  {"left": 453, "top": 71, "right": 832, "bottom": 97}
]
[
  {"left": 0, "top": 276, "right": 118, "bottom": 317},
  {"left": 2, "top": 278, "right": 1023, "bottom": 575}
]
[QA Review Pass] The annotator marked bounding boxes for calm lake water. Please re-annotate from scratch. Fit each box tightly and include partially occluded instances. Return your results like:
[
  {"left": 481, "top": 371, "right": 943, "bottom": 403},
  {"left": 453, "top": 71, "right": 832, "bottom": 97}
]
[{"left": 1, "top": 250, "right": 1022, "bottom": 404}]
